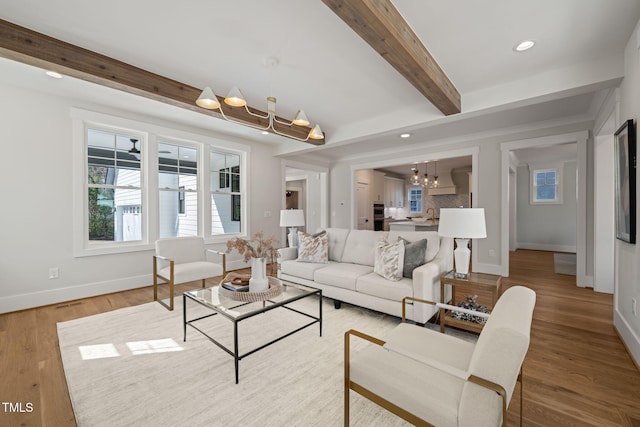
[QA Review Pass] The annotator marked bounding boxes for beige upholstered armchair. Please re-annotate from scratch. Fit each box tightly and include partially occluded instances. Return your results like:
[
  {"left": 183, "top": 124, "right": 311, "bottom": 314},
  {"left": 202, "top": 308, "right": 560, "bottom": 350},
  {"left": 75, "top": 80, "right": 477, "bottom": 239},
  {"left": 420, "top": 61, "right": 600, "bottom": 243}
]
[
  {"left": 153, "top": 236, "right": 226, "bottom": 310},
  {"left": 344, "top": 286, "right": 536, "bottom": 427}
]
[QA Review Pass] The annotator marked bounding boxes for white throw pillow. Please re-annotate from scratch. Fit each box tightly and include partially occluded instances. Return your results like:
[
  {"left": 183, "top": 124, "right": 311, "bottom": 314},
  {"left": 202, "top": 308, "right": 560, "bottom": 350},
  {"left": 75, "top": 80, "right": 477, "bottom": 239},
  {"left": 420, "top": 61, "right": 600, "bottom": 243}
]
[
  {"left": 297, "top": 231, "right": 329, "bottom": 263},
  {"left": 373, "top": 239, "right": 405, "bottom": 281}
]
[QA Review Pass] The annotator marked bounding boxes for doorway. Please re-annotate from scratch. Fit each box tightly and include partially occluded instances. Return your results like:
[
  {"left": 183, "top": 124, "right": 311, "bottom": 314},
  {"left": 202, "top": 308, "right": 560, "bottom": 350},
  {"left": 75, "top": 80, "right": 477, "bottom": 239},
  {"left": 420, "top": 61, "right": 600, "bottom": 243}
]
[{"left": 501, "top": 131, "right": 590, "bottom": 285}]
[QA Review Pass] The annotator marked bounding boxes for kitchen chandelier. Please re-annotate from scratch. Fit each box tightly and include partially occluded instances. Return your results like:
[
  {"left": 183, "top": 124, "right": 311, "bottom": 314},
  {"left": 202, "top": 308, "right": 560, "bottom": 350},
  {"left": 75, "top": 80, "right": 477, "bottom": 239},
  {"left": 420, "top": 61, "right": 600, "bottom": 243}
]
[
  {"left": 410, "top": 164, "right": 421, "bottom": 186},
  {"left": 411, "top": 161, "right": 439, "bottom": 188},
  {"left": 194, "top": 57, "right": 324, "bottom": 143}
]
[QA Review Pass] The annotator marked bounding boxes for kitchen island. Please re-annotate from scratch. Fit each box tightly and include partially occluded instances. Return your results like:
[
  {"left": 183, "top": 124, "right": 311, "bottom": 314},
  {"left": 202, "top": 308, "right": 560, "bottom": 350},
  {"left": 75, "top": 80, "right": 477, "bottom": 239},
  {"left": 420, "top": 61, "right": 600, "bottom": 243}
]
[{"left": 389, "top": 220, "right": 438, "bottom": 232}]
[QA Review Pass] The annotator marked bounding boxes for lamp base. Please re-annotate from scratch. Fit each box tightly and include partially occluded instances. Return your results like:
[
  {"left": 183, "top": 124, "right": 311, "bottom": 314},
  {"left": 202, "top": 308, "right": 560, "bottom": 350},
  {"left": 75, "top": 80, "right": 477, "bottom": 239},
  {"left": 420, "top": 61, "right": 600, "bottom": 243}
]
[
  {"left": 288, "top": 227, "right": 299, "bottom": 248},
  {"left": 453, "top": 238, "right": 471, "bottom": 279}
]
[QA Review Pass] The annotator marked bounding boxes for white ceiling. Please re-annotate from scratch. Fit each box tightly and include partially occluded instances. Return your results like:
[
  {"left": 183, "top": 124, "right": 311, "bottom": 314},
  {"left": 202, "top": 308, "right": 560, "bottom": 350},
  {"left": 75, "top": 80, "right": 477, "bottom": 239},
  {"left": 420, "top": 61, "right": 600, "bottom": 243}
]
[{"left": 1, "top": 0, "right": 639, "bottom": 162}]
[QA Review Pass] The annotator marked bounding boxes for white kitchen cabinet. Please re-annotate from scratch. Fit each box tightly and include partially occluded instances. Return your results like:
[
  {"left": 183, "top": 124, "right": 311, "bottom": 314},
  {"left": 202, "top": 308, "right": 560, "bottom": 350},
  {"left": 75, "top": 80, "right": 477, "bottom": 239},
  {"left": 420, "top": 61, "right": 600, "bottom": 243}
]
[
  {"left": 384, "top": 177, "right": 405, "bottom": 208},
  {"left": 372, "top": 171, "right": 385, "bottom": 203}
]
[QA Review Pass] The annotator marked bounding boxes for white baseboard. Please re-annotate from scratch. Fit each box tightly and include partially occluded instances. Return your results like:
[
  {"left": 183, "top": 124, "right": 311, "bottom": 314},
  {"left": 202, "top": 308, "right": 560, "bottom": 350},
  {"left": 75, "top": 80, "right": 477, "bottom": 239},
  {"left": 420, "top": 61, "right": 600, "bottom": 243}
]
[
  {"left": 614, "top": 309, "right": 640, "bottom": 368},
  {"left": 0, "top": 275, "right": 152, "bottom": 314},
  {"left": 226, "top": 259, "right": 250, "bottom": 272},
  {"left": 473, "top": 262, "right": 505, "bottom": 276},
  {"left": 517, "top": 242, "right": 576, "bottom": 253}
]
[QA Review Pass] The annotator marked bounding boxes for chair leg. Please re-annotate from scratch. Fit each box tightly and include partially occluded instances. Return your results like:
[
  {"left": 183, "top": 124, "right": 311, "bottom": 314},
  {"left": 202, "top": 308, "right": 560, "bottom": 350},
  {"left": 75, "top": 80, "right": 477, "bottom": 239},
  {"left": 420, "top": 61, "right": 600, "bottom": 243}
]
[
  {"left": 344, "top": 332, "right": 350, "bottom": 426},
  {"left": 519, "top": 368, "right": 523, "bottom": 427},
  {"left": 153, "top": 256, "right": 158, "bottom": 301},
  {"left": 169, "top": 278, "right": 174, "bottom": 311}
]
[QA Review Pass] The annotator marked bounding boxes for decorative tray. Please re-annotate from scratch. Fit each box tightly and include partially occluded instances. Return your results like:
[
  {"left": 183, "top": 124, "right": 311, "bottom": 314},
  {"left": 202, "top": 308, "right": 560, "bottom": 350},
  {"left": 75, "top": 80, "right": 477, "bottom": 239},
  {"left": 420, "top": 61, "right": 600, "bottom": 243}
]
[{"left": 218, "top": 274, "right": 282, "bottom": 302}]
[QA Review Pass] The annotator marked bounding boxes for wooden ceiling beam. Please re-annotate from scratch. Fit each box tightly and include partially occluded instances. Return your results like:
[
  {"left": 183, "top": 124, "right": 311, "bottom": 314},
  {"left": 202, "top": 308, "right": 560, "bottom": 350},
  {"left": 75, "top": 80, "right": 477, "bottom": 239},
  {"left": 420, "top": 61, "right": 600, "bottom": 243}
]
[
  {"left": 0, "top": 19, "right": 324, "bottom": 145},
  {"left": 322, "top": 0, "right": 461, "bottom": 116}
]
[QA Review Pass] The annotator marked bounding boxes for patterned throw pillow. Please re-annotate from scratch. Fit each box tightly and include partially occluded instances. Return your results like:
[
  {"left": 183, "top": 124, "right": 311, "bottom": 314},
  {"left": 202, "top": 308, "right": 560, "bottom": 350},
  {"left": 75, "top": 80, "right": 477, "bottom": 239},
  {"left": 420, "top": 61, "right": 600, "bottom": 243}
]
[
  {"left": 297, "top": 231, "right": 329, "bottom": 263},
  {"left": 373, "top": 239, "right": 405, "bottom": 281}
]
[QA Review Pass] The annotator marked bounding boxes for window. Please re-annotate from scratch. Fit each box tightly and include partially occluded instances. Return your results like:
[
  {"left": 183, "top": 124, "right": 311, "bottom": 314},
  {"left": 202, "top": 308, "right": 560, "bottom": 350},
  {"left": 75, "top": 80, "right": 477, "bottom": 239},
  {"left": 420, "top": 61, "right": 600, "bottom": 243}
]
[
  {"left": 531, "top": 166, "right": 562, "bottom": 204},
  {"left": 210, "top": 151, "right": 242, "bottom": 234},
  {"left": 158, "top": 142, "right": 198, "bottom": 238},
  {"left": 87, "top": 128, "right": 143, "bottom": 243},
  {"left": 408, "top": 188, "right": 423, "bottom": 213},
  {"left": 74, "top": 108, "right": 249, "bottom": 256}
]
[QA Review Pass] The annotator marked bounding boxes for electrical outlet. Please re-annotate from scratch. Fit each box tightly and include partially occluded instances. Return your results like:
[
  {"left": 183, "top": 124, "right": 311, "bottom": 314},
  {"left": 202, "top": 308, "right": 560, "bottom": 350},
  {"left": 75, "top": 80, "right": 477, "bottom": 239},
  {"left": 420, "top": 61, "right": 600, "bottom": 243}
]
[
  {"left": 633, "top": 298, "right": 637, "bottom": 317},
  {"left": 49, "top": 267, "right": 59, "bottom": 279},
  {"left": 263, "top": 211, "right": 271, "bottom": 218},
  {"left": 488, "top": 249, "right": 496, "bottom": 257}
]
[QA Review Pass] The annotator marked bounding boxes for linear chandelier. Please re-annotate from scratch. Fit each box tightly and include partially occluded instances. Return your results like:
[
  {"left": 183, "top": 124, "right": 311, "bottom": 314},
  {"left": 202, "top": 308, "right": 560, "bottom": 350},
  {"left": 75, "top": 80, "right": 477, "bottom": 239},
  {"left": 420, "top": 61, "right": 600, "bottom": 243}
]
[{"left": 194, "top": 59, "right": 323, "bottom": 143}]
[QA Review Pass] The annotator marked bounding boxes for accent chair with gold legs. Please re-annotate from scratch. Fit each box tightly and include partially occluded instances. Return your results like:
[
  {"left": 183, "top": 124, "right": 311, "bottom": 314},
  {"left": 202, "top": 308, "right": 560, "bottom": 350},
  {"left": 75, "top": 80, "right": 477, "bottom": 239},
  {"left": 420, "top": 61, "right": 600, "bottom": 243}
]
[
  {"left": 344, "top": 285, "right": 536, "bottom": 427},
  {"left": 153, "top": 236, "right": 226, "bottom": 311}
]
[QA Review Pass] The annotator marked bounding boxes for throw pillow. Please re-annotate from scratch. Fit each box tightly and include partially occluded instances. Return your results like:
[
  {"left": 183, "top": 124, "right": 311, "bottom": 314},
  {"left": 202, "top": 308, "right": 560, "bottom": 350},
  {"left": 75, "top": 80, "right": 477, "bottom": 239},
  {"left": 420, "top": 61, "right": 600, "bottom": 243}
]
[
  {"left": 373, "top": 239, "right": 405, "bottom": 281},
  {"left": 399, "top": 237, "right": 428, "bottom": 278},
  {"left": 297, "top": 231, "right": 329, "bottom": 263}
]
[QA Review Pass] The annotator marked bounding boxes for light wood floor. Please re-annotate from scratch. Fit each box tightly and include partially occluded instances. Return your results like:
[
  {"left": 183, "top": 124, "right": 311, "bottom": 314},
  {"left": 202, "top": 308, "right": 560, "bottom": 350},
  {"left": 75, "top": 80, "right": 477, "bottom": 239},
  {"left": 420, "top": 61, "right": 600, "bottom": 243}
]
[{"left": 1, "top": 251, "right": 639, "bottom": 426}]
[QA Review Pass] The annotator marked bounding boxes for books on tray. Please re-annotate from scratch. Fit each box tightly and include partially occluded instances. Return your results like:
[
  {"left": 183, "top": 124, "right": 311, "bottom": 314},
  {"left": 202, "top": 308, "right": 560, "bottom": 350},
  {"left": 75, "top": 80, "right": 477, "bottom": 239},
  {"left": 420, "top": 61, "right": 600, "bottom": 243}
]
[{"left": 222, "top": 282, "right": 250, "bottom": 292}]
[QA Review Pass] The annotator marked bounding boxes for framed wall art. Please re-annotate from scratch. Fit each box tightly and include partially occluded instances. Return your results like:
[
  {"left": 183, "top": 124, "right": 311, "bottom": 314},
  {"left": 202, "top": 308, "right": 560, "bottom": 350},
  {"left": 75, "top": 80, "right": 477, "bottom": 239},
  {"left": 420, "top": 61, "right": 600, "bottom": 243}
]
[{"left": 614, "top": 119, "right": 636, "bottom": 244}]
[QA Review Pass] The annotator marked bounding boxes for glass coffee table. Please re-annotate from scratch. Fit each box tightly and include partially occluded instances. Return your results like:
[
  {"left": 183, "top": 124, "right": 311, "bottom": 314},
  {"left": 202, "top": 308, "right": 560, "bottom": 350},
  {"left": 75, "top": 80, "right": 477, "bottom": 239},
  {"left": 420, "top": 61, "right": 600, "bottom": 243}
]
[{"left": 183, "top": 279, "right": 322, "bottom": 383}]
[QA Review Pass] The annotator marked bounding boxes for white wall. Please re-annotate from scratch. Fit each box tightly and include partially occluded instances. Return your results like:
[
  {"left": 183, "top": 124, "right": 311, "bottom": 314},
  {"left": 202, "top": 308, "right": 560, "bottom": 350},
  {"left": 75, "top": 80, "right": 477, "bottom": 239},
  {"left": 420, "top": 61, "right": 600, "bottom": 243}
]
[
  {"left": 516, "top": 161, "right": 578, "bottom": 252},
  {"left": 614, "top": 19, "right": 640, "bottom": 366},
  {"left": 0, "top": 82, "right": 282, "bottom": 313}
]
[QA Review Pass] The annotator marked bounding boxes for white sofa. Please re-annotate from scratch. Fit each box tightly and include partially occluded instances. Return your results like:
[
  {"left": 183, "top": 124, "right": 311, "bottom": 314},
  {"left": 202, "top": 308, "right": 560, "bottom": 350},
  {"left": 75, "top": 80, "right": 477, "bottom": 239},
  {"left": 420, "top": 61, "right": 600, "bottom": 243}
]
[{"left": 277, "top": 228, "right": 453, "bottom": 324}]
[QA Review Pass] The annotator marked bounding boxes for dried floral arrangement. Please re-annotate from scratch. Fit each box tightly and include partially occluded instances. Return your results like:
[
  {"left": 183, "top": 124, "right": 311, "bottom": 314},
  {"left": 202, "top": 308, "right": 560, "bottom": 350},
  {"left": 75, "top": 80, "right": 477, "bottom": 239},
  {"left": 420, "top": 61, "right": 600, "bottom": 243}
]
[{"left": 226, "top": 231, "right": 280, "bottom": 263}]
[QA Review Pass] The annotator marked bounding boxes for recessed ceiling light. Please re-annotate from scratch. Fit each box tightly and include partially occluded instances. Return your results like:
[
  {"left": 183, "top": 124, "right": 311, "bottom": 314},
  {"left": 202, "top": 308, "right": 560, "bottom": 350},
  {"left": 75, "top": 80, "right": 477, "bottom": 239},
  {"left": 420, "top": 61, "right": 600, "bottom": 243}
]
[
  {"left": 45, "top": 70, "right": 63, "bottom": 79},
  {"left": 400, "top": 133, "right": 411, "bottom": 138},
  {"left": 514, "top": 40, "right": 535, "bottom": 52},
  {"left": 261, "top": 131, "right": 269, "bottom": 135}
]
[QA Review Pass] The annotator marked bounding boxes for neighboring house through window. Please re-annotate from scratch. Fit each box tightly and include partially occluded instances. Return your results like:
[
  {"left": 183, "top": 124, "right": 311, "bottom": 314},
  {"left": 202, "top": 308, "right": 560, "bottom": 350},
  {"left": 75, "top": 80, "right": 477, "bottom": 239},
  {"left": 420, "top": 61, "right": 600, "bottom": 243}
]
[
  {"left": 158, "top": 142, "right": 198, "bottom": 238},
  {"left": 74, "top": 108, "right": 248, "bottom": 256},
  {"left": 211, "top": 151, "right": 242, "bottom": 234},
  {"left": 87, "top": 128, "right": 143, "bottom": 243}
]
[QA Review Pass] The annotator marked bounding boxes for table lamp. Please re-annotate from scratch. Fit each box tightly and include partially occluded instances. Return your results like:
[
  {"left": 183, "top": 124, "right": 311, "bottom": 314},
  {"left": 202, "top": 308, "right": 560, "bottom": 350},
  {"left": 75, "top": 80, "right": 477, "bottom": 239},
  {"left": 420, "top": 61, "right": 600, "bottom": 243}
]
[
  {"left": 438, "top": 208, "right": 487, "bottom": 278},
  {"left": 279, "top": 209, "right": 305, "bottom": 248}
]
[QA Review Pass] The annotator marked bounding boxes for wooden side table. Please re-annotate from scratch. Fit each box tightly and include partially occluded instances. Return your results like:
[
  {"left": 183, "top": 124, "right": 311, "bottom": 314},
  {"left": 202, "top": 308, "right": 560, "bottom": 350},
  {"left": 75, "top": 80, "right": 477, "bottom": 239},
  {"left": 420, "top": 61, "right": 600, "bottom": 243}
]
[{"left": 439, "top": 270, "right": 502, "bottom": 333}]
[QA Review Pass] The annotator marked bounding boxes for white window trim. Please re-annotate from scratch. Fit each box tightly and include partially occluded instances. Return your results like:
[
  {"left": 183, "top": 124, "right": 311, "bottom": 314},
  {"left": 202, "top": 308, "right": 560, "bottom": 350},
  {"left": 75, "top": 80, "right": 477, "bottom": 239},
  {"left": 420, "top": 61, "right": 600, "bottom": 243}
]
[
  {"left": 72, "top": 107, "right": 251, "bottom": 257},
  {"left": 529, "top": 163, "right": 563, "bottom": 205}
]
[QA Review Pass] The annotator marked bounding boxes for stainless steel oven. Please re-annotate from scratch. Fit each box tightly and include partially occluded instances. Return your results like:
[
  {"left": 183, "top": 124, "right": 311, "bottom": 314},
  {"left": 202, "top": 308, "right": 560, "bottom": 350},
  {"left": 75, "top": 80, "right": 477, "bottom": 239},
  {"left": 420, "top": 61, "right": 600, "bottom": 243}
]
[{"left": 373, "top": 203, "right": 384, "bottom": 231}]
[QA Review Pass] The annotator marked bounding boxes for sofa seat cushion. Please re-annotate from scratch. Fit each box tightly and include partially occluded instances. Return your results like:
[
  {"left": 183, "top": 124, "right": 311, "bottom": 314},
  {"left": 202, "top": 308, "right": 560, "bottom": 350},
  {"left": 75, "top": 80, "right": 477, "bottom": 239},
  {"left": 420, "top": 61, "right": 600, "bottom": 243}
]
[
  {"left": 280, "top": 259, "right": 332, "bottom": 281},
  {"left": 158, "top": 261, "right": 222, "bottom": 285},
  {"left": 351, "top": 343, "right": 463, "bottom": 427},
  {"left": 313, "top": 263, "right": 373, "bottom": 291},
  {"left": 355, "top": 272, "right": 413, "bottom": 302}
]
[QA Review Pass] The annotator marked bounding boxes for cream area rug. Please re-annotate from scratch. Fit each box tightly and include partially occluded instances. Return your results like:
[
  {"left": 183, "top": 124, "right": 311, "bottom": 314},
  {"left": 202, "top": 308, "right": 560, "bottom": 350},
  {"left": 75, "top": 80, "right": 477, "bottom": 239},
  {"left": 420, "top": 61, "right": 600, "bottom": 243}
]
[{"left": 58, "top": 295, "right": 421, "bottom": 426}]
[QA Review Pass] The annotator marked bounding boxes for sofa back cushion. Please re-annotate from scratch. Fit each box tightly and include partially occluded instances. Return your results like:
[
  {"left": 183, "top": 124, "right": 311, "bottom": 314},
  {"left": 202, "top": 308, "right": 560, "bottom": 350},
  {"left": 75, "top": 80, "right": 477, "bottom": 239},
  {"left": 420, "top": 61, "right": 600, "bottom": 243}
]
[
  {"left": 155, "top": 236, "right": 205, "bottom": 264},
  {"left": 342, "top": 230, "right": 388, "bottom": 267},
  {"left": 458, "top": 286, "right": 536, "bottom": 426},
  {"left": 388, "top": 230, "right": 440, "bottom": 263},
  {"left": 325, "top": 228, "right": 350, "bottom": 262}
]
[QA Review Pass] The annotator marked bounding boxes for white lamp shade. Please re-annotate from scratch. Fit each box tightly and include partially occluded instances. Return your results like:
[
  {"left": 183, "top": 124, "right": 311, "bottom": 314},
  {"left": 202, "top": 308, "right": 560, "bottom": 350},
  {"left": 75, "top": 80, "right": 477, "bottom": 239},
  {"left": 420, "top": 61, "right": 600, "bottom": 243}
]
[
  {"left": 308, "top": 124, "right": 323, "bottom": 140},
  {"left": 280, "top": 209, "right": 305, "bottom": 227},
  {"left": 224, "top": 86, "right": 247, "bottom": 107},
  {"left": 438, "top": 208, "right": 487, "bottom": 239},
  {"left": 292, "top": 110, "right": 310, "bottom": 127},
  {"left": 195, "top": 86, "right": 221, "bottom": 109}
]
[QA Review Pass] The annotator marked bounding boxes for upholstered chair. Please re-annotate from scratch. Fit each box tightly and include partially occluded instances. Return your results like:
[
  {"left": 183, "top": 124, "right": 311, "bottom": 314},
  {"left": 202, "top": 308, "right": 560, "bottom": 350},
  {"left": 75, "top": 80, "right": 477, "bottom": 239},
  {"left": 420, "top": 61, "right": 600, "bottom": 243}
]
[{"left": 153, "top": 236, "right": 226, "bottom": 310}]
